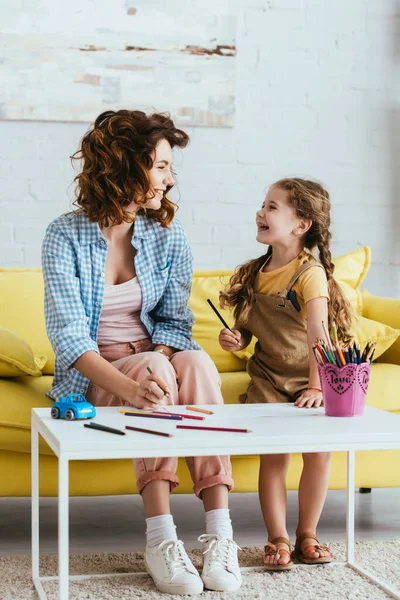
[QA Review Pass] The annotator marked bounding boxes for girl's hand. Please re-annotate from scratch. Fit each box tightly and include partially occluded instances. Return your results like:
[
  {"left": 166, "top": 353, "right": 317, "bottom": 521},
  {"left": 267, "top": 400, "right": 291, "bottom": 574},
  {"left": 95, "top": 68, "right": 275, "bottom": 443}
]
[
  {"left": 129, "top": 374, "right": 169, "bottom": 410},
  {"left": 294, "top": 389, "right": 323, "bottom": 408},
  {"left": 219, "top": 328, "right": 242, "bottom": 351}
]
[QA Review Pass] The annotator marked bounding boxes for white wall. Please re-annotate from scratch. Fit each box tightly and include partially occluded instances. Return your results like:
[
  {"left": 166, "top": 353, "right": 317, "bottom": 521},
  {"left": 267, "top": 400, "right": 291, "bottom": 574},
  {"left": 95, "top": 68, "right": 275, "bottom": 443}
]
[{"left": 0, "top": 0, "right": 399, "bottom": 297}]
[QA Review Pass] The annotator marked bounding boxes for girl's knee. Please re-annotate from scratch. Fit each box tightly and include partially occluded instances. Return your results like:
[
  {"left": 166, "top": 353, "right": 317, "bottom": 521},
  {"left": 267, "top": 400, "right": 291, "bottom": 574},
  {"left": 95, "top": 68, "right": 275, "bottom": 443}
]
[
  {"left": 302, "top": 452, "right": 331, "bottom": 465},
  {"left": 260, "top": 453, "right": 291, "bottom": 468}
]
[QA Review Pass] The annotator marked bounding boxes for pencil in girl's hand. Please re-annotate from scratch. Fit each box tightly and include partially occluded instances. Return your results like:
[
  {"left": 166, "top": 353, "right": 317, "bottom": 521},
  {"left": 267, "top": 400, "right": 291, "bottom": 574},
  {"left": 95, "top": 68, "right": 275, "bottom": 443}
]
[
  {"left": 207, "top": 299, "right": 233, "bottom": 331},
  {"left": 125, "top": 425, "right": 173, "bottom": 437},
  {"left": 146, "top": 366, "right": 170, "bottom": 398},
  {"left": 186, "top": 406, "right": 214, "bottom": 415}
]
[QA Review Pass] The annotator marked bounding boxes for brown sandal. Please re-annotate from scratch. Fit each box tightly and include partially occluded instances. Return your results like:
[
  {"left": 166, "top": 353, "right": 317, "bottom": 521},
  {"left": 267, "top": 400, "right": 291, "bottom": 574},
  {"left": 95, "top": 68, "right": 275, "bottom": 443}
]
[
  {"left": 293, "top": 532, "right": 333, "bottom": 564},
  {"left": 263, "top": 537, "right": 294, "bottom": 571}
]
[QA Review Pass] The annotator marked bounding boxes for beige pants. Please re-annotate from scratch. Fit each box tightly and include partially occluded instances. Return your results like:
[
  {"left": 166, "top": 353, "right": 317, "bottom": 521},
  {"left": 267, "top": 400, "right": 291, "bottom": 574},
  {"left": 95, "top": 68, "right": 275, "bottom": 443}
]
[{"left": 86, "top": 341, "right": 233, "bottom": 497}]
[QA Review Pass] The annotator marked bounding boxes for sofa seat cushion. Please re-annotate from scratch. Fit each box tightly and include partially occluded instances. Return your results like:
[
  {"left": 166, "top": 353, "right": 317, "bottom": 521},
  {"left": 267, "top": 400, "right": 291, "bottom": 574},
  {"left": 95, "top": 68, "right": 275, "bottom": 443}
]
[{"left": 220, "top": 371, "right": 250, "bottom": 404}]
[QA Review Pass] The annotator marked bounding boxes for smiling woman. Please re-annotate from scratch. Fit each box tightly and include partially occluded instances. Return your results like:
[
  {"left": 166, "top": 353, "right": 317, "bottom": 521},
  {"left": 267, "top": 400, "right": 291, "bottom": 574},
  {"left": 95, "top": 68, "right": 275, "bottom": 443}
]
[
  {"left": 41, "top": 109, "right": 242, "bottom": 595},
  {"left": 70, "top": 110, "right": 186, "bottom": 228}
]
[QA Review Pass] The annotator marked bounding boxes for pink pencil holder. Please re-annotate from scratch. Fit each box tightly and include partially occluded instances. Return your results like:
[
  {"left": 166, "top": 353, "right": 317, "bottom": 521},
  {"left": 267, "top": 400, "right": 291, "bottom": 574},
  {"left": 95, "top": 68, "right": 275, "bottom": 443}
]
[{"left": 317, "top": 363, "right": 371, "bottom": 417}]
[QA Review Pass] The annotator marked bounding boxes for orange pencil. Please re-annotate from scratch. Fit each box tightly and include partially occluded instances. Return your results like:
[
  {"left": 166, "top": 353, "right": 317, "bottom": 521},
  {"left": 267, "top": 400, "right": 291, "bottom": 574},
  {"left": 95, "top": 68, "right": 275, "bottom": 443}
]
[
  {"left": 186, "top": 406, "right": 214, "bottom": 415},
  {"left": 335, "top": 344, "right": 346, "bottom": 366}
]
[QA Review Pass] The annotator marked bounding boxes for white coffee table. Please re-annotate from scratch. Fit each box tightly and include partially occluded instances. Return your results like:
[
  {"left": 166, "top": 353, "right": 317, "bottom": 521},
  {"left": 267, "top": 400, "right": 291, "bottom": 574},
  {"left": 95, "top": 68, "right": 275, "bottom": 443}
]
[{"left": 31, "top": 404, "right": 400, "bottom": 600}]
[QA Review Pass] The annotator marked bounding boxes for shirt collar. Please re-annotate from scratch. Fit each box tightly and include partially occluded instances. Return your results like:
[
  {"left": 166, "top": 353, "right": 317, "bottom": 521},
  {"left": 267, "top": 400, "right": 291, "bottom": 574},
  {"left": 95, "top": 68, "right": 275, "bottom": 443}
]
[{"left": 77, "top": 211, "right": 156, "bottom": 246}]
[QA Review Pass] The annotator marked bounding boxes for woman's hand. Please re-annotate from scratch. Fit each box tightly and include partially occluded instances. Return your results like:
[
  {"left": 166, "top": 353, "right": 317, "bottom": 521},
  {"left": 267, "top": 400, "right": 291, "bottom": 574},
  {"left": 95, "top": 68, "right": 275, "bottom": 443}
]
[
  {"left": 294, "top": 389, "right": 323, "bottom": 408},
  {"left": 219, "top": 328, "right": 242, "bottom": 351},
  {"left": 129, "top": 373, "right": 170, "bottom": 410}
]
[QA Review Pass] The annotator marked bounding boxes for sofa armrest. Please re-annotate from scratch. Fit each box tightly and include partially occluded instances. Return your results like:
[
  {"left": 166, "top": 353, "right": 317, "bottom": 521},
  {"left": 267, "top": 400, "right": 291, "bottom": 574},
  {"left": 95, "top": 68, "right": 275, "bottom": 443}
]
[{"left": 361, "top": 290, "right": 400, "bottom": 365}]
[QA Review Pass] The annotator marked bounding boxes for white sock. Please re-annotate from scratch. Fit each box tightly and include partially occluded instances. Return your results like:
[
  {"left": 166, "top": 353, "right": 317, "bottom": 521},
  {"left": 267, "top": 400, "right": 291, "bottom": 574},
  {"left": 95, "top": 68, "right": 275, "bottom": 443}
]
[
  {"left": 205, "top": 508, "right": 233, "bottom": 540},
  {"left": 146, "top": 514, "right": 178, "bottom": 547}
]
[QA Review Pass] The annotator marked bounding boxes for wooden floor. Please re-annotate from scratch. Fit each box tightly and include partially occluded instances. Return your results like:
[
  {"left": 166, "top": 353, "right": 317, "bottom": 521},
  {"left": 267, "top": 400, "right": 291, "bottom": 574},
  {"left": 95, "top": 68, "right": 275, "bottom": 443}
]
[{"left": 1, "top": 489, "right": 400, "bottom": 556}]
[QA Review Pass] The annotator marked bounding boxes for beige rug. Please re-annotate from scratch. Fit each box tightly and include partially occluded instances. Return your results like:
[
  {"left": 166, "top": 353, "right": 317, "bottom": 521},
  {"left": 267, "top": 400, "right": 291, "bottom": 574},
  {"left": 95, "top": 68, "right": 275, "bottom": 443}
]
[{"left": 2, "top": 540, "right": 400, "bottom": 599}]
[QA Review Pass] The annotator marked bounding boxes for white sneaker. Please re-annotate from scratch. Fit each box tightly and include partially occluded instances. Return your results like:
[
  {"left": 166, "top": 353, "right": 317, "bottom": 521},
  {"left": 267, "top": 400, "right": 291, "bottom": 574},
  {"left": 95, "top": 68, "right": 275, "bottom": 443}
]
[
  {"left": 145, "top": 539, "right": 204, "bottom": 595},
  {"left": 198, "top": 534, "right": 242, "bottom": 592}
]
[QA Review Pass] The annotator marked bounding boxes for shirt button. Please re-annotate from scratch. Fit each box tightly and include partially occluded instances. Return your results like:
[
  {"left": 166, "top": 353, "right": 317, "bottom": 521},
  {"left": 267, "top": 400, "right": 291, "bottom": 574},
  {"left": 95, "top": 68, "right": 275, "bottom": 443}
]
[
  {"left": 95, "top": 302, "right": 100, "bottom": 306},
  {"left": 100, "top": 272, "right": 104, "bottom": 277},
  {"left": 80, "top": 389, "right": 85, "bottom": 393},
  {"left": 99, "top": 239, "right": 106, "bottom": 247}
]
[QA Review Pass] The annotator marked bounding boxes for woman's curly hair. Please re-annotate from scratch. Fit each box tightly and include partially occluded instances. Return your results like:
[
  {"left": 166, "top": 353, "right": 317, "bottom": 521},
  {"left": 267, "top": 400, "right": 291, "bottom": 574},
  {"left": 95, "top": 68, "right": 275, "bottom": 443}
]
[{"left": 71, "top": 110, "right": 189, "bottom": 228}]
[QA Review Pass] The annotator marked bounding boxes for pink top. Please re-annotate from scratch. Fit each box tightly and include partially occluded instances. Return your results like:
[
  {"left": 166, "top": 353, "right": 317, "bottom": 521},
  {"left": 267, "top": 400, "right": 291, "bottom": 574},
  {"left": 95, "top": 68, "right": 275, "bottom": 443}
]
[{"left": 97, "top": 277, "right": 149, "bottom": 345}]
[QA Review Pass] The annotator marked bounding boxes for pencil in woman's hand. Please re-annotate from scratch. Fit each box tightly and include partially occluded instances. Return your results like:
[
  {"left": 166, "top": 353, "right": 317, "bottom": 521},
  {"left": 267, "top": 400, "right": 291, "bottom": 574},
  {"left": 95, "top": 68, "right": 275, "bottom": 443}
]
[
  {"left": 207, "top": 299, "right": 232, "bottom": 331},
  {"left": 146, "top": 366, "right": 170, "bottom": 397}
]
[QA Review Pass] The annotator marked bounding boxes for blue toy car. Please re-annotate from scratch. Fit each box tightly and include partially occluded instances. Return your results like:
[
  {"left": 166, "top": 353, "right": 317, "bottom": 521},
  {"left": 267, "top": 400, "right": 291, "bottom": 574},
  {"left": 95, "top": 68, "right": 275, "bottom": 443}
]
[{"left": 51, "top": 393, "right": 96, "bottom": 421}]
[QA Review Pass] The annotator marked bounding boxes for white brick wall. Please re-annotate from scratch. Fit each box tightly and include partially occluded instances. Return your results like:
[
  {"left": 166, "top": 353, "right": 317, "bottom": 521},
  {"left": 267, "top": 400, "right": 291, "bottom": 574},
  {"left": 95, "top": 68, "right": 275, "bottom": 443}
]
[{"left": 0, "top": 1, "right": 399, "bottom": 297}]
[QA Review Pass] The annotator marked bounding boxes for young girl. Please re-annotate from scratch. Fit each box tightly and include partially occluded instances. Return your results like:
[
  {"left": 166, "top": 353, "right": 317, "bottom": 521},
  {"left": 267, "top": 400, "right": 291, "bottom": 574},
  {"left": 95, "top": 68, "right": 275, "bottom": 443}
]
[{"left": 219, "top": 178, "right": 352, "bottom": 570}]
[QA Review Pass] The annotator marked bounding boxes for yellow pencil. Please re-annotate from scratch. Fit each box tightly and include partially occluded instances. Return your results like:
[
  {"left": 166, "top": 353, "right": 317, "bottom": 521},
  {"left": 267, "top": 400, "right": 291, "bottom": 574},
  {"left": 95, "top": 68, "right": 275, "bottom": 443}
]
[{"left": 331, "top": 321, "right": 339, "bottom": 345}]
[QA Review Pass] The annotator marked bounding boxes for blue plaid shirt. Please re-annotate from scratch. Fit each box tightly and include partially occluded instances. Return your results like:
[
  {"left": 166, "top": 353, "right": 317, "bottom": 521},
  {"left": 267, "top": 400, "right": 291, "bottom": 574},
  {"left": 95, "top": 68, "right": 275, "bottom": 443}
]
[{"left": 42, "top": 211, "right": 200, "bottom": 400}]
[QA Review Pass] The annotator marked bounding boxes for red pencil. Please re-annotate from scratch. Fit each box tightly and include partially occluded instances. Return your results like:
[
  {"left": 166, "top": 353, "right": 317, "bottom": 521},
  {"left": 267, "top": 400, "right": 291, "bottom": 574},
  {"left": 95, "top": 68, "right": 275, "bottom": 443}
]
[{"left": 176, "top": 425, "right": 251, "bottom": 433}]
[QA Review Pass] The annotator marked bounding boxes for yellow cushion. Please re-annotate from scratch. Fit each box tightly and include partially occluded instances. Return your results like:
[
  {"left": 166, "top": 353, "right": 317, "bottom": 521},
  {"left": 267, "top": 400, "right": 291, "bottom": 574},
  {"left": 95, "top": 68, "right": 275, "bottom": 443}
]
[
  {"left": 0, "top": 327, "right": 47, "bottom": 377},
  {"left": 361, "top": 290, "right": 400, "bottom": 365},
  {"left": 0, "top": 270, "right": 55, "bottom": 375},
  {"left": 332, "top": 246, "right": 371, "bottom": 314},
  {"left": 190, "top": 271, "right": 246, "bottom": 372},
  {"left": 350, "top": 315, "right": 399, "bottom": 361}
]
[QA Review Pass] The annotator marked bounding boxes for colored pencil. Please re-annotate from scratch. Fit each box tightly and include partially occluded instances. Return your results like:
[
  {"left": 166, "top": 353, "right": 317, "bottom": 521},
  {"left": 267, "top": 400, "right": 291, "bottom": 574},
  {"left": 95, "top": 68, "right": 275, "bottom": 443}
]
[
  {"left": 322, "top": 320, "right": 335, "bottom": 353},
  {"left": 125, "top": 425, "right": 173, "bottom": 438},
  {"left": 335, "top": 344, "right": 346, "bottom": 366},
  {"left": 146, "top": 366, "right": 170, "bottom": 397},
  {"left": 177, "top": 425, "right": 251, "bottom": 433},
  {"left": 84, "top": 422, "right": 125, "bottom": 436},
  {"left": 119, "top": 409, "right": 204, "bottom": 421},
  {"left": 123, "top": 412, "right": 183, "bottom": 421},
  {"left": 355, "top": 344, "right": 361, "bottom": 365},
  {"left": 206, "top": 298, "right": 233, "bottom": 331},
  {"left": 331, "top": 321, "right": 339, "bottom": 344},
  {"left": 186, "top": 406, "right": 214, "bottom": 415}
]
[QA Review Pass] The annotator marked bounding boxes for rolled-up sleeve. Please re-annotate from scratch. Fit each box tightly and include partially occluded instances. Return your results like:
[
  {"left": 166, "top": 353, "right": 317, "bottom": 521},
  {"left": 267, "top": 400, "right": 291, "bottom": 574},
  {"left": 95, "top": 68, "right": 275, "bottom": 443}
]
[
  {"left": 42, "top": 222, "right": 99, "bottom": 370},
  {"left": 151, "top": 231, "right": 200, "bottom": 351}
]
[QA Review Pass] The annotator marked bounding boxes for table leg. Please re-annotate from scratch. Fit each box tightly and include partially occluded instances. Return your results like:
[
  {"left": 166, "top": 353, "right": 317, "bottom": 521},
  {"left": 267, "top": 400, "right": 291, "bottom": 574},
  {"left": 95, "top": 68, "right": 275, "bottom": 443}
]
[
  {"left": 58, "top": 456, "right": 69, "bottom": 600},
  {"left": 346, "top": 450, "right": 355, "bottom": 563},
  {"left": 346, "top": 450, "right": 400, "bottom": 598},
  {"left": 31, "top": 421, "right": 40, "bottom": 581}
]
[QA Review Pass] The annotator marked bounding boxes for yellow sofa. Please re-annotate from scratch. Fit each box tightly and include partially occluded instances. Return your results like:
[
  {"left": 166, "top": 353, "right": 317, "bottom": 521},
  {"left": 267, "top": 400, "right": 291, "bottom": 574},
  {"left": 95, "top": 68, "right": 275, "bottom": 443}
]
[{"left": 1, "top": 246, "right": 400, "bottom": 497}]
